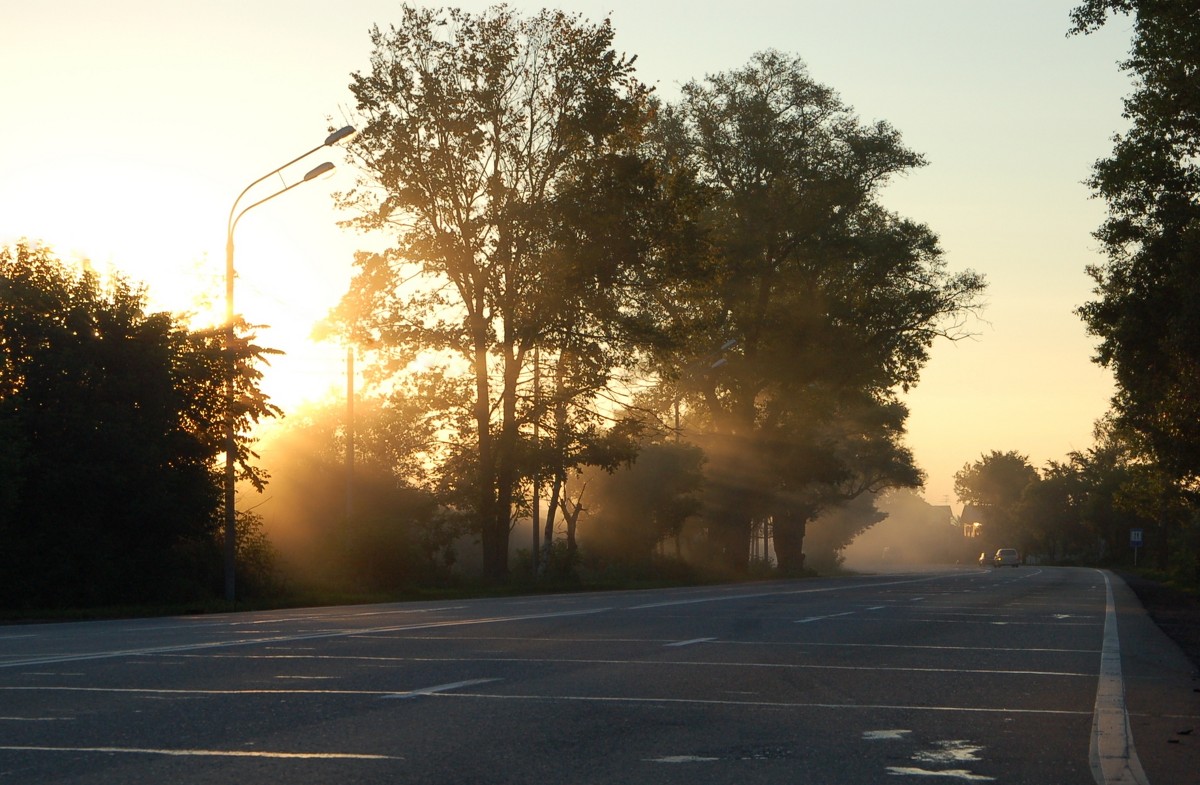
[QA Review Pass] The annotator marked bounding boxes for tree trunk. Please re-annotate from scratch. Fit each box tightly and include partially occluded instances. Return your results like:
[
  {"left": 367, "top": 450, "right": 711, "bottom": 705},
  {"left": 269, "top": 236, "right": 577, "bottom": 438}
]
[
  {"left": 560, "top": 483, "right": 586, "bottom": 562},
  {"left": 487, "top": 338, "right": 522, "bottom": 583},
  {"left": 472, "top": 313, "right": 505, "bottom": 583},
  {"left": 543, "top": 472, "right": 562, "bottom": 551},
  {"left": 711, "top": 513, "right": 752, "bottom": 574},
  {"left": 774, "top": 512, "right": 808, "bottom": 574}
]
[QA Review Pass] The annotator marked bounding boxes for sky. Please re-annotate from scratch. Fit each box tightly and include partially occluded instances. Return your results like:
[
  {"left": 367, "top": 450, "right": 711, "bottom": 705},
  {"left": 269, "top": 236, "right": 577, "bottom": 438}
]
[{"left": 1, "top": 0, "right": 1135, "bottom": 508}]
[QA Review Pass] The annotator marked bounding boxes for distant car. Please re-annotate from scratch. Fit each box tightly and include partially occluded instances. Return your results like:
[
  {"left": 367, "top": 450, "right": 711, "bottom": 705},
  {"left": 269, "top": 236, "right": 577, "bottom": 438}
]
[{"left": 992, "top": 548, "right": 1020, "bottom": 568}]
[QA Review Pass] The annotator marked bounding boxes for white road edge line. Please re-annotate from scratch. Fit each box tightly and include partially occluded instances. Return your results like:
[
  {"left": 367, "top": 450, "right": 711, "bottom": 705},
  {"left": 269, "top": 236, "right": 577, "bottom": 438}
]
[{"left": 1090, "top": 570, "right": 1150, "bottom": 785}]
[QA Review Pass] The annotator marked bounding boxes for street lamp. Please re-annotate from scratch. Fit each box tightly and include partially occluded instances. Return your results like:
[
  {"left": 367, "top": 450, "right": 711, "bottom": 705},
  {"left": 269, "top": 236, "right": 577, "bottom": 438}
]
[{"left": 222, "top": 126, "right": 354, "bottom": 602}]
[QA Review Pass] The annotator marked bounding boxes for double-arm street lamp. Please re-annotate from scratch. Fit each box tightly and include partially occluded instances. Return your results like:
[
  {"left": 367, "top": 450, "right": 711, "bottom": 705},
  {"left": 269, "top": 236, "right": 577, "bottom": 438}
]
[{"left": 222, "top": 125, "right": 355, "bottom": 601}]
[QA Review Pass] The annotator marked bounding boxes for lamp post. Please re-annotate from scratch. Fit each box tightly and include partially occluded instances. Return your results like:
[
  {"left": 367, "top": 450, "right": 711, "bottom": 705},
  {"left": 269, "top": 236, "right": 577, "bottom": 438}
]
[{"left": 222, "top": 126, "right": 354, "bottom": 602}]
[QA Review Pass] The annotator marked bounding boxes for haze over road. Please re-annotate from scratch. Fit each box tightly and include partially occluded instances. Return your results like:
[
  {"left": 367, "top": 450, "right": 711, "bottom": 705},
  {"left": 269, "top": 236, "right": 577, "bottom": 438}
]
[{"left": 2, "top": 568, "right": 1198, "bottom": 784}]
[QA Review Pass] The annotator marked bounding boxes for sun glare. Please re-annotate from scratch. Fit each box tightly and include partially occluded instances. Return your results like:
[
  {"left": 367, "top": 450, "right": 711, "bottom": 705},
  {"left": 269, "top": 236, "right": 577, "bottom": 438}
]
[{"left": 1, "top": 151, "right": 358, "bottom": 419}]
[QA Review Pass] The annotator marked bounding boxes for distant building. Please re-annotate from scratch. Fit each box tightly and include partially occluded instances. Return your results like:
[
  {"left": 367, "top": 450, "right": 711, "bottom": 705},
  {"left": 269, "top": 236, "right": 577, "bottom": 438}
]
[
  {"left": 959, "top": 504, "right": 987, "bottom": 538},
  {"left": 840, "top": 490, "right": 968, "bottom": 568}
]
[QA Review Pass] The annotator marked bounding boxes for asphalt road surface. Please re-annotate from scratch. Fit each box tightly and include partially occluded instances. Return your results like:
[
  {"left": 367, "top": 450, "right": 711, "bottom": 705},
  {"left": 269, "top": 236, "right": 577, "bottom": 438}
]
[{"left": 2, "top": 566, "right": 1198, "bottom": 784}]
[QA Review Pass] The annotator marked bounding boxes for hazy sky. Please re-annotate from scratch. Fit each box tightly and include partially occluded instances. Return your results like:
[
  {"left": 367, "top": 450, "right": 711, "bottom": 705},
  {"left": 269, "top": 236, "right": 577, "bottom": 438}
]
[{"left": 1, "top": 1, "right": 1134, "bottom": 506}]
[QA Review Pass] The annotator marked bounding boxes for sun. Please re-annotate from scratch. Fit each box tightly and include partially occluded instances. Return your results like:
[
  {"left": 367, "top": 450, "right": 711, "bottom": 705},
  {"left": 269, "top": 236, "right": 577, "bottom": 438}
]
[{"left": 1, "top": 153, "right": 361, "bottom": 419}]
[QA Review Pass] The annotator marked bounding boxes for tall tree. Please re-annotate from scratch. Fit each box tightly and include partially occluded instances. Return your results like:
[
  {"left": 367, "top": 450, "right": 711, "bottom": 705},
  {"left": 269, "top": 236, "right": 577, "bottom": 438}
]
[
  {"left": 578, "top": 439, "right": 705, "bottom": 567},
  {"left": 333, "top": 5, "right": 654, "bottom": 581},
  {"left": 954, "top": 450, "right": 1040, "bottom": 549},
  {"left": 253, "top": 396, "right": 449, "bottom": 592},
  {"left": 648, "top": 51, "right": 985, "bottom": 572},
  {"left": 1016, "top": 461, "right": 1091, "bottom": 563},
  {"left": 0, "top": 242, "right": 277, "bottom": 606},
  {"left": 1071, "top": 1, "right": 1200, "bottom": 483}
]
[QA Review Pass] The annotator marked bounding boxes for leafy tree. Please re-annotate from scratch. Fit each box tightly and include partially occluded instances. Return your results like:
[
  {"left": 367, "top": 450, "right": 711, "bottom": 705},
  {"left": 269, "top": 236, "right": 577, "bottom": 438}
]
[
  {"left": 332, "top": 5, "right": 655, "bottom": 582},
  {"left": 647, "top": 51, "right": 985, "bottom": 572},
  {"left": 954, "top": 450, "right": 1040, "bottom": 549},
  {"left": 1072, "top": 1, "right": 1200, "bottom": 585},
  {"left": 1016, "top": 461, "right": 1091, "bottom": 562},
  {"left": 577, "top": 439, "right": 705, "bottom": 568},
  {"left": 0, "top": 242, "right": 277, "bottom": 606},
  {"left": 254, "top": 395, "right": 451, "bottom": 591},
  {"left": 1071, "top": 1, "right": 1200, "bottom": 483},
  {"left": 1074, "top": 436, "right": 1146, "bottom": 562},
  {"left": 802, "top": 492, "right": 886, "bottom": 572}
]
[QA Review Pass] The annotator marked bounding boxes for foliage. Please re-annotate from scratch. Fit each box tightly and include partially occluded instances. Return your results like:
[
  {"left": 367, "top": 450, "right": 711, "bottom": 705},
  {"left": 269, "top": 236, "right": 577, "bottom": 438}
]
[
  {"left": 331, "top": 4, "right": 657, "bottom": 582},
  {"left": 962, "top": 417, "right": 1200, "bottom": 586},
  {"left": 645, "top": 51, "right": 985, "bottom": 571},
  {"left": 953, "top": 450, "right": 1040, "bottom": 549},
  {"left": 253, "top": 397, "right": 455, "bottom": 593},
  {"left": 802, "top": 492, "right": 887, "bottom": 572},
  {"left": 1015, "top": 461, "right": 1093, "bottom": 563},
  {"left": 954, "top": 450, "right": 1040, "bottom": 508},
  {"left": 576, "top": 440, "right": 706, "bottom": 567},
  {"left": 0, "top": 242, "right": 277, "bottom": 607},
  {"left": 325, "top": 14, "right": 980, "bottom": 585},
  {"left": 1071, "top": 1, "right": 1200, "bottom": 484},
  {"left": 1061, "top": 1, "right": 1200, "bottom": 589}
]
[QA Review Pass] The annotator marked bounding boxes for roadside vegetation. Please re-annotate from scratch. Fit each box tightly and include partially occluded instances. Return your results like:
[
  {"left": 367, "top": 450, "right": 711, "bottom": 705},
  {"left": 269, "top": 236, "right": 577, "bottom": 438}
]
[
  {"left": 3, "top": 1, "right": 1198, "bottom": 617},
  {"left": 958, "top": 2, "right": 1200, "bottom": 595}
]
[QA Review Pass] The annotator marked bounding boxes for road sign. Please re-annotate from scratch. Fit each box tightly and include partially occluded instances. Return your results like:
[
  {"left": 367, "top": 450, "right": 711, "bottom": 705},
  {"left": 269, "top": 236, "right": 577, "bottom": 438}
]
[{"left": 1130, "top": 528, "right": 1143, "bottom": 545}]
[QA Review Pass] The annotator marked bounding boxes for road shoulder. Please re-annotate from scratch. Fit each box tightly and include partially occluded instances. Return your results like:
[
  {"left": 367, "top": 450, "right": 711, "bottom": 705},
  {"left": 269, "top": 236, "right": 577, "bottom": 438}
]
[{"left": 1108, "top": 571, "right": 1200, "bottom": 785}]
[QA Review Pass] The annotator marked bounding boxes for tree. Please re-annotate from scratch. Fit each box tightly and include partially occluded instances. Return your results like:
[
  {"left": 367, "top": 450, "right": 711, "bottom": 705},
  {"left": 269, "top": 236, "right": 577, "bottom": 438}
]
[
  {"left": 254, "top": 396, "right": 449, "bottom": 592},
  {"left": 1016, "top": 461, "right": 1091, "bottom": 563},
  {"left": 954, "top": 450, "right": 1040, "bottom": 548},
  {"left": 1071, "top": 1, "right": 1200, "bottom": 483},
  {"left": 802, "top": 492, "right": 886, "bottom": 572},
  {"left": 578, "top": 439, "right": 705, "bottom": 568},
  {"left": 646, "top": 51, "right": 985, "bottom": 572},
  {"left": 1071, "top": 1, "right": 1200, "bottom": 584},
  {"left": 1074, "top": 427, "right": 1147, "bottom": 563},
  {"left": 0, "top": 242, "right": 277, "bottom": 606},
  {"left": 332, "top": 5, "right": 654, "bottom": 582}
]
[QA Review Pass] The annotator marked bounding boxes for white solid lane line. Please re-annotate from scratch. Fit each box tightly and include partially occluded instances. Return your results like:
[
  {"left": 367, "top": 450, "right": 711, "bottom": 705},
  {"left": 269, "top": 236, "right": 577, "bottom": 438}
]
[
  {"left": 381, "top": 678, "right": 501, "bottom": 699},
  {"left": 630, "top": 574, "right": 961, "bottom": 609},
  {"left": 0, "top": 746, "right": 398, "bottom": 760},
  {"left": 0, "top": 607, "right": 613, "bottom": 670},
  {"left": 796, "top": 611, "right": 857, "bottom": 623},
  {"left": 1089, "top": 570, "right": 1150, "bottom": 785}
]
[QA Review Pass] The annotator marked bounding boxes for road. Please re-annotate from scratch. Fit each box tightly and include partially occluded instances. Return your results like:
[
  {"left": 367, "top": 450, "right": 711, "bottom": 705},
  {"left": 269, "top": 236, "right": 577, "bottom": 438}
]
[{"left": 1, "top": 567, "right": 1197, "bottom": 784}]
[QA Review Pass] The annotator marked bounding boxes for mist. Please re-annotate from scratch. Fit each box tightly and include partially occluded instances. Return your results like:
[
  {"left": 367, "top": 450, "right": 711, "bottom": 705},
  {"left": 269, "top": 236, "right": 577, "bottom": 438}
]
[
  {"left": 839, "top": 489, "right": 968, "bottom": 572},
  {"left": 251, "top": 399, "right": 457, "bottom": 594}
]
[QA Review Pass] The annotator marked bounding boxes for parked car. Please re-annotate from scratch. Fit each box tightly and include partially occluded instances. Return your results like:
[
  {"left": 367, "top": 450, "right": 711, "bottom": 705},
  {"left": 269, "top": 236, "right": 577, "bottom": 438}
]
[{"left": 992, "top": 548, "right": 1020, "bottom": 567}]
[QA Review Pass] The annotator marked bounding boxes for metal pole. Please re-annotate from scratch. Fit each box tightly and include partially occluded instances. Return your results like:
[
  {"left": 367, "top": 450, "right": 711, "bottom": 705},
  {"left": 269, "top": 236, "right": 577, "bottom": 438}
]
[
  {"left": 221, "top": 154, "right": 345, "bottom": 603},
  {"left": 347, "top": 346, "right": 355, "bottom": 519},
  {"left": 224, "top": 235, "right": 237, "bottom": 602}
]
